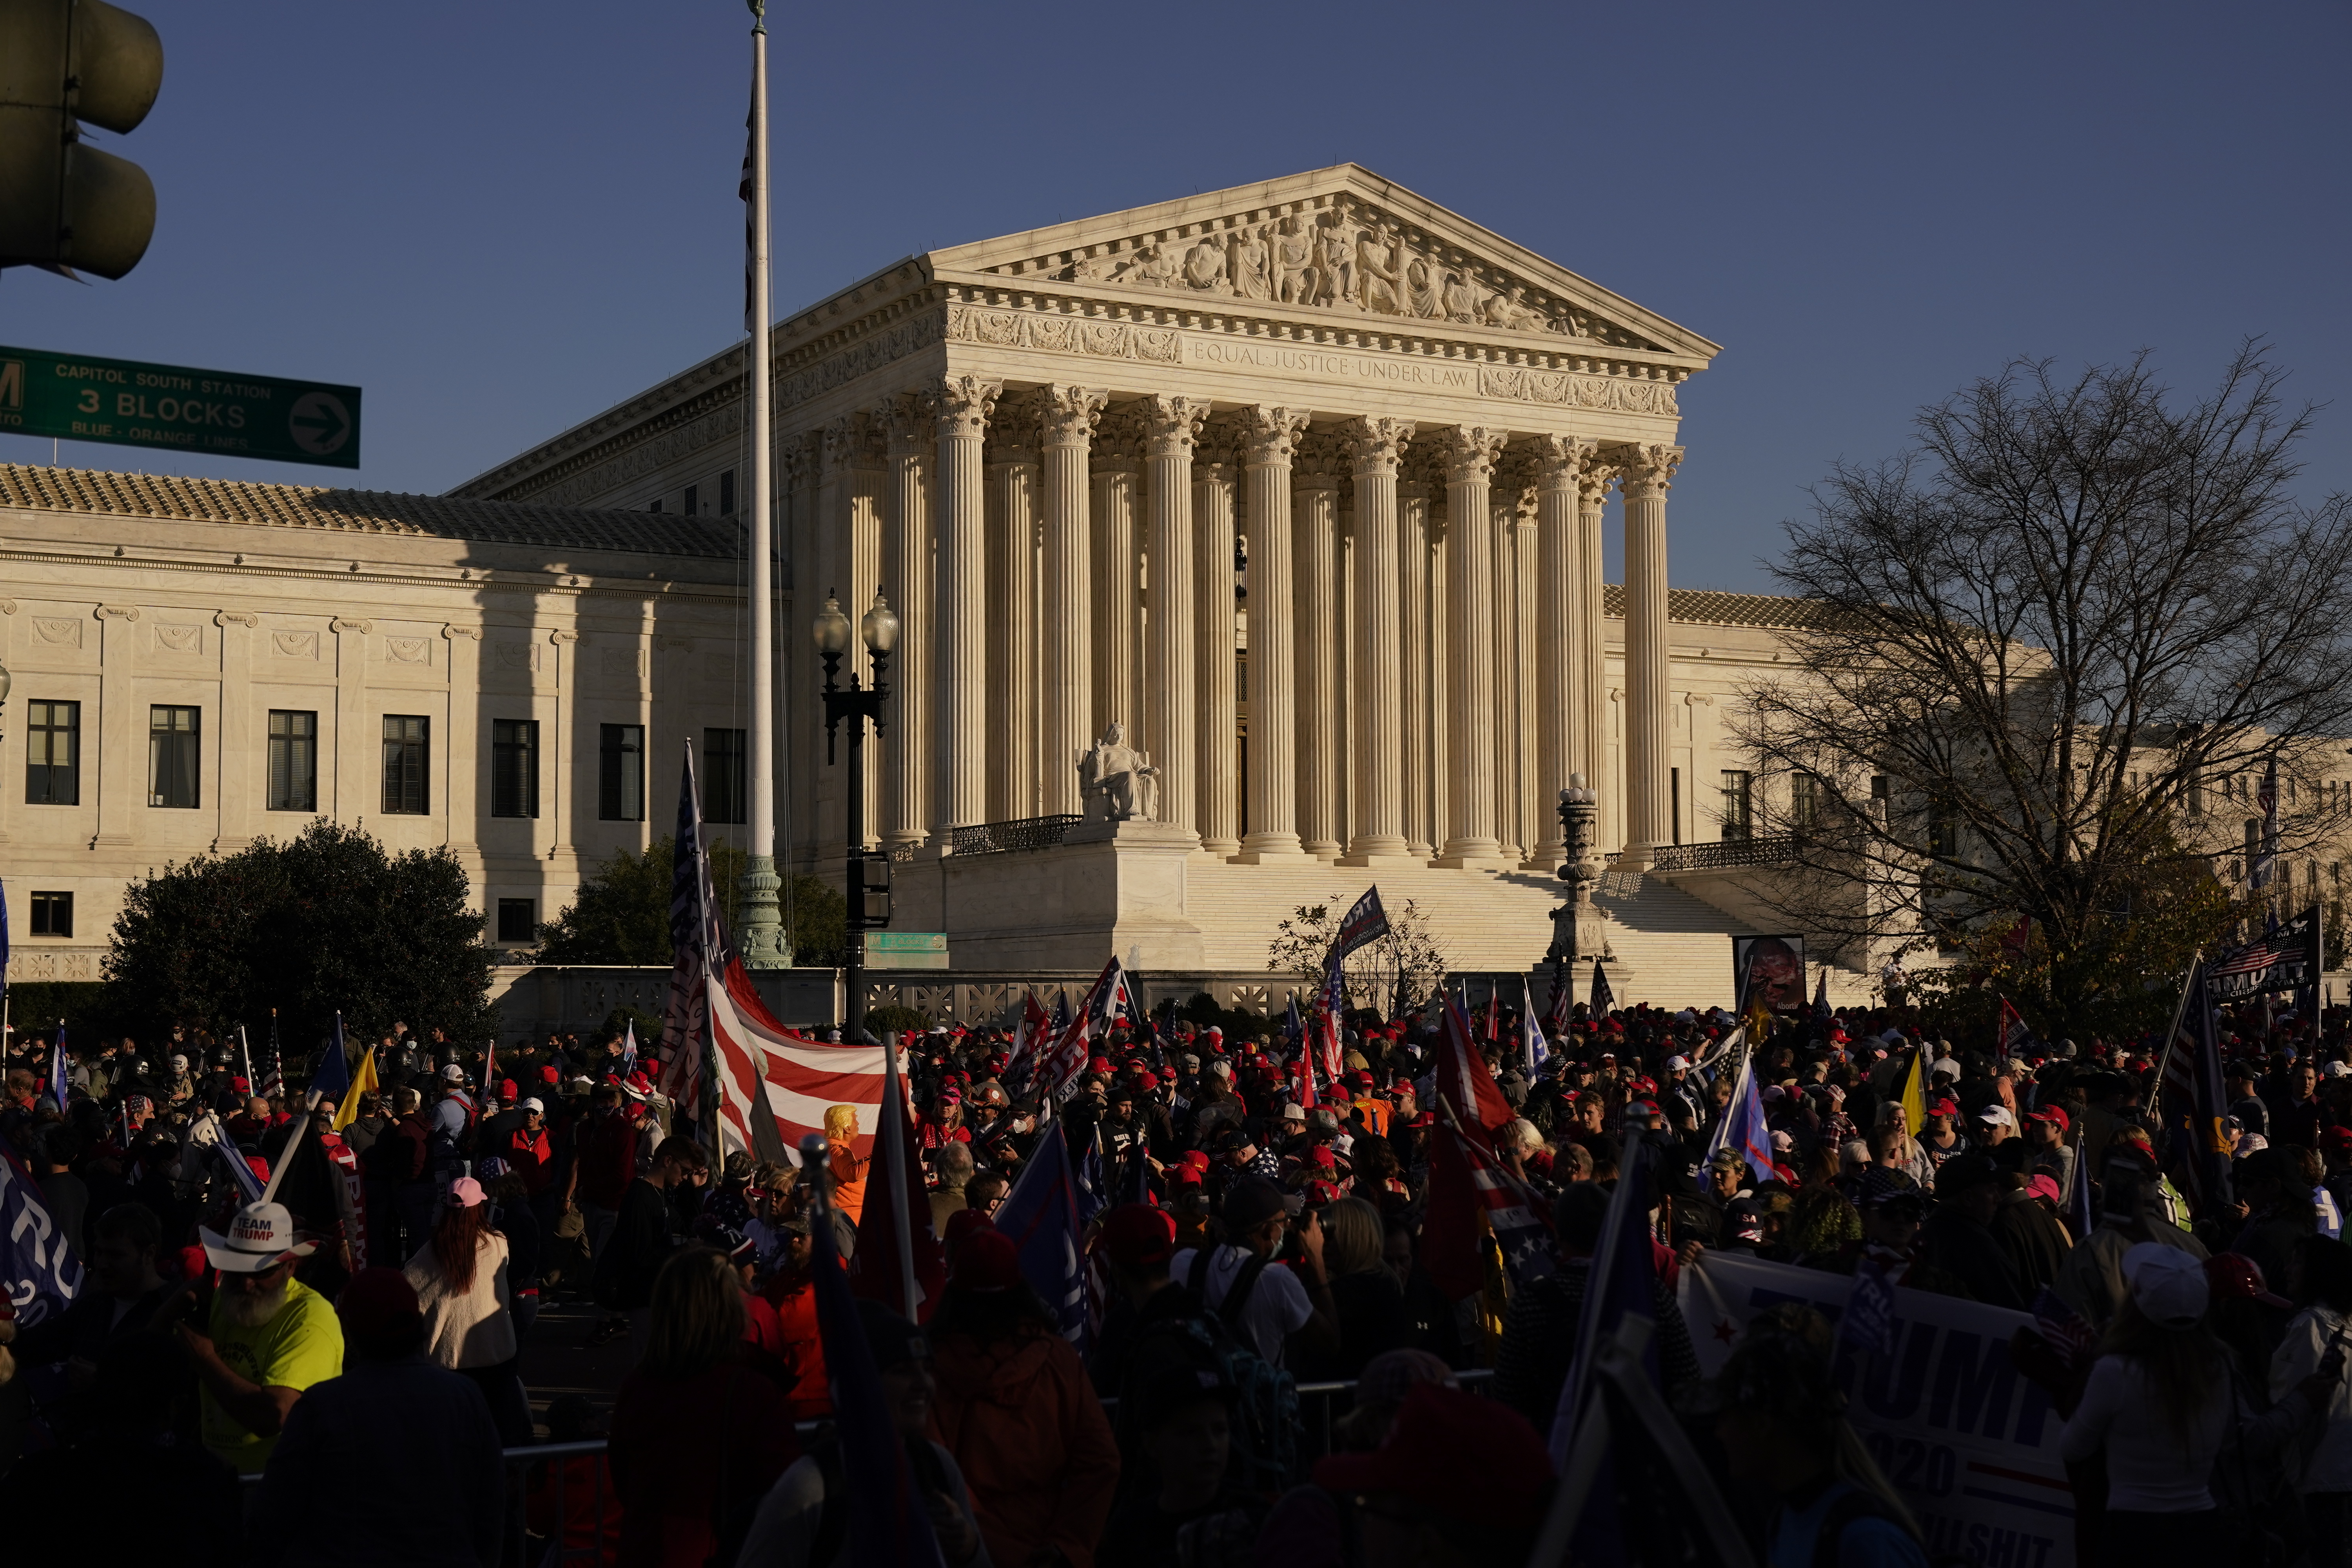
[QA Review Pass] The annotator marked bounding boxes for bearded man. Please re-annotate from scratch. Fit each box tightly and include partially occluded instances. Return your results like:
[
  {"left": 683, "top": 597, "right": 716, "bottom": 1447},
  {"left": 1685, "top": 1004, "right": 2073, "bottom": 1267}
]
[{"left": 176, "top": 1201, "right": 344, "bottom": 1474}]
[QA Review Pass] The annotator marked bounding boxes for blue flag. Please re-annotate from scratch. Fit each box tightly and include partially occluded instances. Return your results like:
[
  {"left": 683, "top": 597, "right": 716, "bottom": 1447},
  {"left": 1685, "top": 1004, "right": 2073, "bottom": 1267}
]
[
  {"left": 811, "top": 1169, "right": 949, "bottom": 1568},
  {"left": 47, "top": 1020, "right": 69, "bottom": 1111},
  {"left": 1707, "top": 1049, "right": 1776, "bottom": 1185},
  {"left": 1076, "top": 1124, "right": 1109, "bottom": 1226},
  {"left": 1283, "top": 993, "right": 1305, "bottom": 1048},
  {"left": 310, "top": 1012, "right": 352, "bottom": 1111},
  {"left": 0, "top": 1148, "right": 82, "bottom": 1329},
  {"left": 992, "top": 1122, "right": 1089, "bottom": 1347}
]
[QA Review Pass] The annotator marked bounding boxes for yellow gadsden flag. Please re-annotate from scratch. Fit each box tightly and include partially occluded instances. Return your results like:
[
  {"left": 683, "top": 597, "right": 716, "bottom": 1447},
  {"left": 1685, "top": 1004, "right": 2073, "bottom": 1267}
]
[
  {"left": 330, "top": 1046, "right": 378, "bottom": 1132},
  {"left": 1899, "top": 1047, "right": 1929, "bottom": 1136}
]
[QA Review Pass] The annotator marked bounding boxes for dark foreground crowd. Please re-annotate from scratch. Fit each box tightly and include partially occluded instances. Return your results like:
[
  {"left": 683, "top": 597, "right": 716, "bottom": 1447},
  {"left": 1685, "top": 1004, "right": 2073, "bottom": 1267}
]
[{"left": 5, "top": 992, "right": 2352, "bottom": 1568}]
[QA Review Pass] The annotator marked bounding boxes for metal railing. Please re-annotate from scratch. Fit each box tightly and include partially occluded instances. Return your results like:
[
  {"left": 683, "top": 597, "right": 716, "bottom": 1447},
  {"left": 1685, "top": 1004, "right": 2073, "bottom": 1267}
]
[
  {"left": 243, "top": 1367, "right": 1499, "bottom": 1565},
  {"left": 1650, "top": 833, "right": 1796, "bottom": 873},
  {"left": 945, "top": 813, "right": 1083, "bottom": 856}
]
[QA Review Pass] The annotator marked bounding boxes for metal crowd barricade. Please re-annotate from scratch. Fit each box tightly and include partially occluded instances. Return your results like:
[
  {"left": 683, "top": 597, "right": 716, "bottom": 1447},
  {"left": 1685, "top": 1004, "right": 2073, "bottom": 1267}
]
[{"left": 474, "top": 1369, "right": 1499, "bottom": 1568}]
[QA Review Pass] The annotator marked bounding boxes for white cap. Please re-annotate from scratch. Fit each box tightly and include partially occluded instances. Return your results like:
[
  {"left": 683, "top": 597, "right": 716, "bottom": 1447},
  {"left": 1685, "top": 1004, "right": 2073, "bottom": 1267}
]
[
  {"left": 1770, "top": 1129, "right": 1795, "bottom": 1152},
  {"left": 1665, "top": 1056, "right": 1690, "bottom": 1070},
  {"left": 1975, "top": 1105, "right": 2014, "bottom": 1127},
  {"left": 1281, "top": 1103, "right": 1306, "bottom": 1122},
  {"left": 2122, "top": 1241, "right": 2210, "bottom": 1328},
  {"left": 520, "top": 1096, "right": 545, "bottom": 1114},
  {"left": 2327, "top": 1062, "right": 2352, "bottom": 1079},
  {"left": 1930, "top": 1058, "right": 1961, "bottom": 1078},
  {"left": 198, "top": 1201, "right": 318, "bottom": 1274},
  {"left": 440, "top": 1063, "right": 464, "bottom": 1082}
]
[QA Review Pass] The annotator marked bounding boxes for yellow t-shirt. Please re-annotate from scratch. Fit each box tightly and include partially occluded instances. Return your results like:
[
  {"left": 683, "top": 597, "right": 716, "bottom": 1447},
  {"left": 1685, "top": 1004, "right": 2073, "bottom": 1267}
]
[{"left": 202, "top": 1277, "right": 345, "bottom": 1473}]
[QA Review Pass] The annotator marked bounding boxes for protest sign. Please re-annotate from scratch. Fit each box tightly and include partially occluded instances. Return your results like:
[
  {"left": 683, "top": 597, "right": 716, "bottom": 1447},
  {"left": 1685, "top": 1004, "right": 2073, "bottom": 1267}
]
[{"left": 1681, "top": 1251, "right": 2073, "bottom": 1568}]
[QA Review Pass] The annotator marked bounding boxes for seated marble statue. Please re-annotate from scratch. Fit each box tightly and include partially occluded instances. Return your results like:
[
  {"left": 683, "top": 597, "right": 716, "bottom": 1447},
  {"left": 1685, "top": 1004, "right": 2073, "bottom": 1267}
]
[{"left": 1076, "top": 721, "right": 1160, "bottom": 822}]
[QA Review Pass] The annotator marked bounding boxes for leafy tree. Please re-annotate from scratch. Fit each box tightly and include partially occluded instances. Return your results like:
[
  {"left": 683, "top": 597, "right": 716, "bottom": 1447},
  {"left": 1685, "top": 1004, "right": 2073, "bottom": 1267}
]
[
  {"left": 535, "top": 837, "right": 848, "bottom": 967},
  {"left": 1266, "top": 894, "right": 1450, "bottom": 1018},
  {"left": 105, "top": 819, "right": 499, "bottom": 1047},
  {"left": 1735, "top": 344, "right": 2352, "bottom": 1042}
]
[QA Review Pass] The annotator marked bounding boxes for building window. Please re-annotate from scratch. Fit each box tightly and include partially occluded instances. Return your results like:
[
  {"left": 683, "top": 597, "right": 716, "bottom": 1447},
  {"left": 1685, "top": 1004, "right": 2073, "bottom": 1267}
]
[
  {"left": 267, "top": 710, "right": 318, "bottom": 812},
  {"left": 148, "top": 705, "right": 200, "bottom": 808},
  {"left": 29, "top": 891, "right": 73, "bottom": 938},
  {"left": 492, "top": 719, "right": 540, "bottom": 819},
  {"left": 1669, "top": 768, "right": 1682, "bottom": 846},
  {"left": 648, "top": 498, "right": 662, "bottom": 514},
  {"left": 600, "top": 723, "right": 645, "bottom": 821},
  {"left": 382, "top": 715, "right": 429, "bottom": 815},
  {"left": 1929, "top": 803, "right": 1962, "bottom": 859},
  {"left": 683, "top": 483, "right": 699, "bottom": 517},
  {"left": 719, "top": 469, "right": 736, "bottom": 516},
  {"left": 25, "top": 699, "right": 79, "bottom": 806},
  {"left": 705, "top": 727, "right": 747, "bottom": 824},
  {"left": 495, "top": 897, "right": 536, "bottom": 943},
  {"left": 1720, "top": 770, "right": 1753, "bottom": 840},
  {"left": 1791, "top": 772, "right": 1824, "bottom": 829}
]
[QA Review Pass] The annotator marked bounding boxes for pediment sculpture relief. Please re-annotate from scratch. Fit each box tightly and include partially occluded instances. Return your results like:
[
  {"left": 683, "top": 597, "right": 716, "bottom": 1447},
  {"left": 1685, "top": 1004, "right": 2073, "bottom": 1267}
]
[{"left": 1049, "top": 200, "right": 1649, "bottom": 348}]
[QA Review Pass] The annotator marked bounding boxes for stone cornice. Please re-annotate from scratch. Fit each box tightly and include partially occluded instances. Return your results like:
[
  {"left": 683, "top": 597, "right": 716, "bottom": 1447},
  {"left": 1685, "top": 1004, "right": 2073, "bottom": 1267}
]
[{"left": 0, "top": 546, "right": 741, "bottom": 606}]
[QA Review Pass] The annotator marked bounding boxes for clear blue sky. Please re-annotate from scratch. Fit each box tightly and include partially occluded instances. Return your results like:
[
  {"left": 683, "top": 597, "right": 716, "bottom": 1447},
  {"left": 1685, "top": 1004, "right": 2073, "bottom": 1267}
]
[{"left": 7, "top": 1, "right": 2346, "bottom": 590}]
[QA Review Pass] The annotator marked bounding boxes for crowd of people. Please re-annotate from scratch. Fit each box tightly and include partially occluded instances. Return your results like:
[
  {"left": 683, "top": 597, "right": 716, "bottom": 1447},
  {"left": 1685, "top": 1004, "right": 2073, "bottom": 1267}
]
[{"left": 5, "top": 986, "right": 2352, "bottom": 1567}]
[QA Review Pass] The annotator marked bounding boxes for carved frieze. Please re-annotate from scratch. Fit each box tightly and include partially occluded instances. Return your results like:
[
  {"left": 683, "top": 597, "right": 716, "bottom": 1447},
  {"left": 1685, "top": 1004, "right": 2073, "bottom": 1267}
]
[
  {"left": 1030, "top": 194, "right": 1655, "bottom": 350},
  {"left": 152, "top": 623, "right": 202, "bottom": 654},
  {"left": 33, "top": 617, "right": 82, "bottom": 647}
]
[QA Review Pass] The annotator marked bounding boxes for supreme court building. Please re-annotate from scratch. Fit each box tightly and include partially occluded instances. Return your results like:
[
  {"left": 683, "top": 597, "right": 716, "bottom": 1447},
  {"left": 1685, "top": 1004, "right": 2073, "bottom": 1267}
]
[{"left": 454, "top": 165, "right": 1813, "bottom": 998}]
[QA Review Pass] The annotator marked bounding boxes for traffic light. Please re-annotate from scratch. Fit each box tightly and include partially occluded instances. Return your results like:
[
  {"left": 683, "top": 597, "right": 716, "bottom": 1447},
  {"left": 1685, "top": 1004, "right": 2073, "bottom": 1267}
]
[{"left": 0, "top": 0, "right": 163, "bottom": 279}]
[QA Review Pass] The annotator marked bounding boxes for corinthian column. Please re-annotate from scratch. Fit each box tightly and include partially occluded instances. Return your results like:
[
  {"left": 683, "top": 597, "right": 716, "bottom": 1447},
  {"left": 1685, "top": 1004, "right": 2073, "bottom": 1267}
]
[
  {"left": 883, "top": 392, "right": 936, "bottom": 848},
  {"left": 1397, "top": 474, "right": 1435, "bottom": 858},
  {"left": 1437, "top": 425, "right": 1507, "bottom": 867},
  {"left": 1293, "top": 436, "right": 1344, "bottom": 860},
  {"left": 1529, "top": 436, "right": 1584, "bottom": 869},
  {"left": 1575, "top": 448, "right": 1617, "bottom": 828},
  {"left": 1193, "top": 434, "right": 1241, "bottom": 856},
  {"left": 1091, "top": 405, "right": 1143, "bottom": 742},
  {"left": 986, "top": 403, "right": 1040, "bottom": 821},
  {"left": 1237, "top": 407, "right": 1311, "bottom": 862},
  {"left": 1342, "top": 416, "right": 1415, "bottom": 864},
  {"left": 1143, "top": 394, "right": 1206, "bottom": 838},
  {"left": 1619, "top": 443, "right": 1682, "bottom": 868},
  {"left": 934, "top": 375, "right": 999, "bottom": 838},
  {"left": 1492, "top": 485, "right": 1524, "bottom": 862},
  {"left": 1041, "top": 386, "right": 1104, "bottom": 818}
]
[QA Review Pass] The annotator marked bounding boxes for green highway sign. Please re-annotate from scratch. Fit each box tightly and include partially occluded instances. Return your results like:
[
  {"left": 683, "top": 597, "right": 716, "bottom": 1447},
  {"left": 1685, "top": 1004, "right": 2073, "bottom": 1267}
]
[{"left": 0, "top": 345, "right": 361, "bottom": 469}]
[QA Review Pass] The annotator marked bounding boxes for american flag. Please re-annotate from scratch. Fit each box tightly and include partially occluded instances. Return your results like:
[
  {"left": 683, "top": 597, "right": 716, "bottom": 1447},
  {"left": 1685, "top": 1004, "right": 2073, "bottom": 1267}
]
[
  {"left": 2208, "top": 906, "right": 2321, "bottom": 1000},
  {"left": 258, "top": 1014, "right": 283, "bottom": 1100},
  {"left": 1004, "top": 992, "right": 1050, "bottom": 1097},
  {"left": 1038, "top": 958, "right": 1131, "bottom": 1102},
  {"left": 1317, "top": 958, "right": 1348, "bottom": 1083},
  {"left": 1432, "top": 1119, "right": 1555, "bottom": 1292},
  {"left": 656, "top": 742, "right": 719, "bottom": 1127},
  {"left": 2031, "top": 1286, "right": 2099, "bottom": 1368},
  {"left": 1589, "top": 956, "right": 1615, "bottom": 1017}
]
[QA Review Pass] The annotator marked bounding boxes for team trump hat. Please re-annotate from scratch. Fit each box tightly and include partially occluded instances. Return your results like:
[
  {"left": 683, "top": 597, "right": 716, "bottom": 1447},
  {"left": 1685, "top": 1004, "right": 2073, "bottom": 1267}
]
[{"left": 199, "top": 1200, "right": 318, "bottom": 1274}]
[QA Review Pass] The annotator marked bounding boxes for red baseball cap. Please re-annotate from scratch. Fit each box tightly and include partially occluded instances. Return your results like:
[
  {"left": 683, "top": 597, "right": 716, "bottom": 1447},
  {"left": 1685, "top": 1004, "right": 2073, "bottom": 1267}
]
[
  {"left": 2027, "top": 1105, "right": 2069, "bottom": 1132},
  {"left": 1928, "top": 1098, "right": 1959, "bottom": 1118},
  {"left": 952, "top": 1229, "right": 1024, "bottom": 1293},
  {"left": 2205, "top": 1251, "right": 2292, "bottom": 1310},
  {"left": 1098, "top": 1203, "right": 1176, "bottom": 1269}
]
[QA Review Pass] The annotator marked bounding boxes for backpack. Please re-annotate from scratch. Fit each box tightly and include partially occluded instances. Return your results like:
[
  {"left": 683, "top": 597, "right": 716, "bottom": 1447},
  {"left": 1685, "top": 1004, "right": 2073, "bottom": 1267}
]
[{"left": 1112, "top": 1248, "right": 1297, "bottom": 1493}]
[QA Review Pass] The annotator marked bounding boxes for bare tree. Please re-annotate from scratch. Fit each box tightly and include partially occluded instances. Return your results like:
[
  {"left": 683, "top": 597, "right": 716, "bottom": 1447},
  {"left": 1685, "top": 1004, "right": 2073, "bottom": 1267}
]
[{"left": 1733, "top": 343, "right": 2352, "bottom": 1038}]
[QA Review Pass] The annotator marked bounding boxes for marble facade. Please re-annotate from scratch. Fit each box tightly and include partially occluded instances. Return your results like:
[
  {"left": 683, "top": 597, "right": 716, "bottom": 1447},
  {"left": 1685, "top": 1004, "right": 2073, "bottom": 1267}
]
[{"left": 459, "top": 166, "right": 1725, "bottom": 927}]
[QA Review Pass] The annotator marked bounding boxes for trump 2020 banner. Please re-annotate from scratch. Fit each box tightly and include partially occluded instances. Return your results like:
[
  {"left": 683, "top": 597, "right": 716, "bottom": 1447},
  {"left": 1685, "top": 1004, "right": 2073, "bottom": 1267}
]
[
  {"left": 1, "top": 1148, "right": 83, "bottom": 1327},
  {"left": 1681, "top": 1252, "right": 2073, "bottom": 1568}
]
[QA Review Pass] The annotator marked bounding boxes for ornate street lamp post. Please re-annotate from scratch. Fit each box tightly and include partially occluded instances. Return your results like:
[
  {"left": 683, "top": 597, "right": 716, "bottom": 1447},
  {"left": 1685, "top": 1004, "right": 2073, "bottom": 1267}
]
[
  {"left": 815, "top": 588, "right": 897, "bottom": 1040},
  {"left": 1550, "top": 773, "right": 1604, "bottom": 1011}
]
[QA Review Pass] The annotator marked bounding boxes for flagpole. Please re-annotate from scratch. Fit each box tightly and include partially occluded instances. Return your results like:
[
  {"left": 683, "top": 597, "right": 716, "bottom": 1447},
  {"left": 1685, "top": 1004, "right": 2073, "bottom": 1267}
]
[
  {"left": 238, "top": 1024, "right": 253, "bottom": 1096},
  {"left": 734, "top": 0, "right": 787, "bottom": 968},
  {"left": 883, "top": 1030, "right": 917, "bottom": 1321}
]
